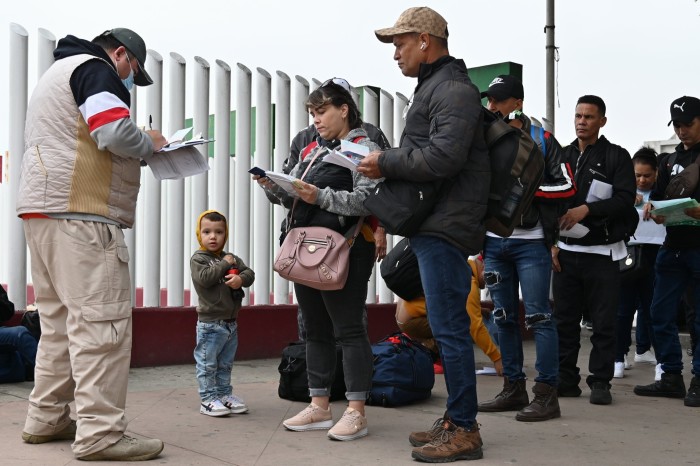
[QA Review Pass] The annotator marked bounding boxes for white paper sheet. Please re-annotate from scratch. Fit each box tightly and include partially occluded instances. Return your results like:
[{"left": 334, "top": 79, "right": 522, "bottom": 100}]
[
  {"left": 146, "top": 145, "right": 210, "bottom": 180},
  {"left": 265, "top": 171, "right": 300, "bottom": 198},
  {"left": 586, "top": 179, "right": 613, "bottom": 203},
  {"left": 558, "top": 223, "right": 590, "bottom": 239}
]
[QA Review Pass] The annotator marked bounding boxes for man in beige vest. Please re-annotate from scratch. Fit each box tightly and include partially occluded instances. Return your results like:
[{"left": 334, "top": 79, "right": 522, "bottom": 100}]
[{"left": 17, "top": 28, "right": 167, "bottom": 461}]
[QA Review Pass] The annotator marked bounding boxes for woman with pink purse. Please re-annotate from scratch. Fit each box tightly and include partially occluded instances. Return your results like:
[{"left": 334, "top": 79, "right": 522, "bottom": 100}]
[{"left": 255, "top": 78, "right": 380, "bottom": 441}]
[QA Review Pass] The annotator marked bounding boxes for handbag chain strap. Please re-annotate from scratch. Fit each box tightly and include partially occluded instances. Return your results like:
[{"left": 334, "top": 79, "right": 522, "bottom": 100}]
[{"left": 286, "top": 143, "right": 365, "bottom": 244}]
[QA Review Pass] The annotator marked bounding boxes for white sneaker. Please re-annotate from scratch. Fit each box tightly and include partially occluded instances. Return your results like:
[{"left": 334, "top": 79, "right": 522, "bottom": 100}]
[
  {"left": 283, "top": 403, "right": 333, "bottom": 431},
  {"left": 613, "top": 362, "right": 625, "bottom": 378},
  {"left": 634, "top": 350, "right": 657, "bottom": 365},
  {"left": 327, "top": 407, "right": 368, "bottom": 441},
  {"left": 221, "top": 394, "right": 249, "bottom": 414},
  {"left": 200, "top": 399, "right": 231, "bottom": 417},
  {"left": 655, "top": 363, "right": 664, "bottom": 381}
]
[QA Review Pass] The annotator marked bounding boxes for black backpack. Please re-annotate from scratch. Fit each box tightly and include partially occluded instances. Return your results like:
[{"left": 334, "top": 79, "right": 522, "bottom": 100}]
[
  {"left": 379, "top": 238, "right": 423, "bottom": 301},
  {"left": 482, "top": 109, "right": 545, "bottom": 237}
]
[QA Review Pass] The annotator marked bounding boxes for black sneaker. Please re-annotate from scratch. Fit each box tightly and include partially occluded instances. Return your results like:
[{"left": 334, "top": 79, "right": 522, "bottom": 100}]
[
  {"left": 557, "top": 384, "right": 582, "bottom": 397},
  {"left": 634, "top": 373, "right": 687, "bottom": 399},
  {"left": 589, "top": 382, "right": 612, "bottom": 405},
  {"left": 684, "top": 376, "right": 700, "bottom": 407}
]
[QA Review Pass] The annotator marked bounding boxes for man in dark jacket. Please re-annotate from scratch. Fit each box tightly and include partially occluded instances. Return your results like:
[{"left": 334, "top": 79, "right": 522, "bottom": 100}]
[
  {"left": 359, "top": 6, "right": 489, "bottom": 463},
  {"left": 477, "top": 75, "right": 575, "bottom": 422},
  {"left": 634, "top": 96, "right": 700, "bottom": 407},
  {"left": 552, "top": 95, "right": 637, "bottom": 406}
]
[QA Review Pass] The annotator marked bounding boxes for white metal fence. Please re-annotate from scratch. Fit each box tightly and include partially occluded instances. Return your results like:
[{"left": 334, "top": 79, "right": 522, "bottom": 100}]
[{"left": 2, "top": 23, "right": 411, "bottom": 308}]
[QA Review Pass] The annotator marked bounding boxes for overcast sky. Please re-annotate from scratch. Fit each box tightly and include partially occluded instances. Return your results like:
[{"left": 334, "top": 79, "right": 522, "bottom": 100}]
[{"left": 2, "top": 0, "right": 699, "bottom": 158}]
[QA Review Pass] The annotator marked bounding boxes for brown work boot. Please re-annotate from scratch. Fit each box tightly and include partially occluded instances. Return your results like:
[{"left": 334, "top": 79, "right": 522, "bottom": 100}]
[
  {"left": 78, "top": 435, "right": 164, "bottom": 461},
  {"left": 409, "top": 417, "right": 445, "bottom": 447},
  {"left": 477, "top": 378, "right": 529, "bottom": 412},
  {"left": 516, "top": 382, "right": 561, "bottom": 422},
  {"left": 411, "top": 419, "right": 483, "bottom": 462}
]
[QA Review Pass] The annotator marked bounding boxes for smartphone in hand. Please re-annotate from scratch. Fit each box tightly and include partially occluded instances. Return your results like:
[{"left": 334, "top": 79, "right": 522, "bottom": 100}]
[{"left": 248, "top": 167, "right": 267, "bottom": 178}]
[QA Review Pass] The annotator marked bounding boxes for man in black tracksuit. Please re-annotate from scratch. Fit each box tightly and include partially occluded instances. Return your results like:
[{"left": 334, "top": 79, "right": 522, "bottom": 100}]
[
  {"left": 634, "top": 95, "right": 700, "bottom": 407},
  {"left": 552, "top": 95, "right": 637, "bottom": 405}
]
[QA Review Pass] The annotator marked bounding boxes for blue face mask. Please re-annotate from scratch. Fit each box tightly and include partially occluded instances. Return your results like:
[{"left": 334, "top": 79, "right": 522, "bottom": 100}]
[{"left": 121, "top": 53, "right": 135, "bottom": 91}]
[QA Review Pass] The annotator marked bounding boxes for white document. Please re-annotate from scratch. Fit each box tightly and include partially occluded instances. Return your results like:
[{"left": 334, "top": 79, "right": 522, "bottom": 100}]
[
  {"left": 158, "top": 128, "right": 214, "bottom": 153},
  {"left": 146, "top": 145, "right": 210, "bottom": 180},
  {"left": 323, "top": 149, "right": 362, "bottom": 171},
  {"left": 322, "top": 140, "right": 370, "bottom": 172},
  {"left": 630, "top": 210, "right": 666, "bottom": 245},
  {"left": 558, "top": 223, "right": 590, "bottom": 239},
  {"left": 265, "top": 171, "right": 300, "bottom": 198},
  {"left": 340, "top": 139, "right": 370, "bottom": 157},
  {"left": 476, "top": 367, "right": 497, "bottom": 376},
  {"left": 586, "top": 179, "right": 613, "bottom": 203}
]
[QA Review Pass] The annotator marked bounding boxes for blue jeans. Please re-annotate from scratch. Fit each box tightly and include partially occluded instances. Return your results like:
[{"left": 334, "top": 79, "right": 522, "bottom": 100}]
[
  {"left": 484, "top": 237, "right": 558, "bottom": 386},
  {"left": 0, "top": 326, "right": 38, "bottom": 383},
  {"left": 650, "top": 248, "right": 700, "bottom": 375},
  {"left": 194, "top": 320, "right": 239, "bottom": 402},
  {"left": 411, "top": 235, "right": 477, "bottom": 428}
]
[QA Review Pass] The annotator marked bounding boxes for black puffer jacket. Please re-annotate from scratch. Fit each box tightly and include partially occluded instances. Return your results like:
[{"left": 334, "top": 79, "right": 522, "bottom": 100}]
[{"left": 378, "top": 56, "right": 490, "bottom": 254}]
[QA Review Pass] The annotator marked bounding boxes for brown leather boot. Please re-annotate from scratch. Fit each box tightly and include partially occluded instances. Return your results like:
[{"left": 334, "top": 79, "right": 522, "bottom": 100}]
[
  {"left": 477, "top": 378, "right": 529, "bottom": 412},
  {"left": 516, "top": 382, "right": 561, "bottom": 422},
  {"left": 411, "top": 419, "right": 483, "bottom": 462}
]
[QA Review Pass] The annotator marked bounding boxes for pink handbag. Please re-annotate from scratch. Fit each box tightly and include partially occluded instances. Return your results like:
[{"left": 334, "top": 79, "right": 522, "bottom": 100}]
[
  {"left": 273, "top": 145, "right": 363, "bottom": 290},
  {"left": 274, "top": 224, "right": 361, "bottom": 290}
]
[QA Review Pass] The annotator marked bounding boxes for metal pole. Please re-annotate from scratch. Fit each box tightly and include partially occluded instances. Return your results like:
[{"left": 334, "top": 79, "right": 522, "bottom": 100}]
[
  {"left": 36, "top": 28, "right": 56, "bottom": 76},
  {"left": 142, "top": 50, "right": 163, "bottom": 307},
  {"left": 273, "top": 71, "right": 291, "bottom": 304},
  {"left": 8, "top": 23, "right": 29, "bottom": 308},
  {"left": 361, "top": 87, "right": 379, "bottom": 304},
  {"left": 292, "top": 75, "right": 310, "bottom": 136},
  {"left": 212, "top": 59, "right": 231, "bottom": 215},
  {"left": 253, "top": 68, "right": 272, "bottom": 305},
  {"left": 545, "top": 0, "right": 556, "bottom": 134},
  {"left": 234, "top": 63, "right": 252, "bottom": 304},
  {"left": 190, "top": 57, "right": 211, "bottom": 307},
  {"left": 166, "top": 52, "right": 186, "bottom": 307}
]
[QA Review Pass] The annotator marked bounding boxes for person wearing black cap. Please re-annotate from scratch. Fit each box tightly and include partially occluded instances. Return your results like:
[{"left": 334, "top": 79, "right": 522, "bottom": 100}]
[
  {"left": 634, "top": 96, "right": 700, "bottom": 407},
  {"left": 359, "top": 6, "right": 489, "bottom": 462},
  {"left": 16, "top": 29, "right": 167, "bottom": 461},
  {"left": 477, "top": 75, "right": 575, "bottom": 422},
  {"left": 552, "top": 95, "right": 637, "bottom": 406}
]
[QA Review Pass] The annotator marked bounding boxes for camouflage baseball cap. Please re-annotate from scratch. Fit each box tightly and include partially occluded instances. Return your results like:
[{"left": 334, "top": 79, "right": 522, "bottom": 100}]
[{"left": 375, "top": 6, "right": 449, "bottom": 43}]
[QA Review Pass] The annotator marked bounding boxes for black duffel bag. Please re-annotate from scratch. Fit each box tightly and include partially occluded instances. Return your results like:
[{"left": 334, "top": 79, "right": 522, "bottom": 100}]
[{"left": 278, "top": 341, "right": 346, "bottom": 402}]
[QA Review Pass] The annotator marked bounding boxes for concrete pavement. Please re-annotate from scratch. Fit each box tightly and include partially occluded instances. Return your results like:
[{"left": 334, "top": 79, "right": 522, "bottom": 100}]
[{"left": 0, "top": 333, "right": 695, "bottom": 465}]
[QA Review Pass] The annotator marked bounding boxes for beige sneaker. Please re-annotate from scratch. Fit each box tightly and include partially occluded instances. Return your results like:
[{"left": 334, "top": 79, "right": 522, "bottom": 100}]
[
  {"left": 22, "top": 419, "right": 77, "bottom": 444},
  {"left": 78, "top": 435, "right": 164, "bottom": 461},
  {"left": 283, "top": 403, "right": 333, "bottom": 431},
  {"left": 327, "top": 407, "right": 368, "bottom": 441}
]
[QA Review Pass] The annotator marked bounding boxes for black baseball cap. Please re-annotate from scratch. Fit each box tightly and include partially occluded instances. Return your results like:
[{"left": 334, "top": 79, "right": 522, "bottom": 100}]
[
  {"left": 668, "top": 96, "right": 700, "bottom": 126},
  {"left": 480, "top": 75, "right": 524, "bottom": 101},
  {"left": 102, "top": 28, "right": 153, "bottom": 86}
]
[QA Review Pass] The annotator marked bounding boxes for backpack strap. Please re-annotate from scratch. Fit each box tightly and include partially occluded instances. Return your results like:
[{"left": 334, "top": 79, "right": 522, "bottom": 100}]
[
  {"left": 530, "top": 125, "right": 547, "bottom": 158},
  {"left": 300, "top": 141, "right": 319, "bottom": 160}
]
